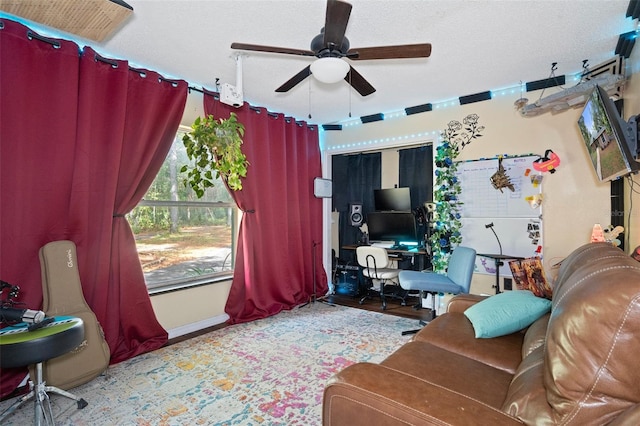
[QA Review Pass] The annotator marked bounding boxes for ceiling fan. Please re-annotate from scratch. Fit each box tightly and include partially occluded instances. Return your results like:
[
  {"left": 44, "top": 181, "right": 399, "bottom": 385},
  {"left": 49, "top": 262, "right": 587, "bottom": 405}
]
[{"left": 230, "top": 0, "right": 432, "bottom": 96}]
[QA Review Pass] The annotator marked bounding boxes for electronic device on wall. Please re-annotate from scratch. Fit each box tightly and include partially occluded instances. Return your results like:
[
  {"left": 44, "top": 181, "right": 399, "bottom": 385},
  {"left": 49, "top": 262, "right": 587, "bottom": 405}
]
[
  {"left": 313, "top": 177, "right": 333, "bottom": 198},
  {"left": 230, "top": 0, "right": 431, "bottom": 96},
  {"left": 219, "top": 55, "right": 244, "bottom": 107},
  {"left": 349, "top": 203, "right": 363, "bottom": 226},
  {"left": 374, "top": 187, "right": 411, "bottom": 211},
  {"left": 577, "top": 85, "right": 639, "bottom": 182}
]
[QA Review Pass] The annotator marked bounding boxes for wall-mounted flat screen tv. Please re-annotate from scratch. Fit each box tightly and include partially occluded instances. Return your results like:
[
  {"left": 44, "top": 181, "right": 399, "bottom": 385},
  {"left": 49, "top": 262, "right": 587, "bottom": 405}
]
[
  {"left": 577, "top": 85, "right": 639, "bottom": 182},
  {"left": 374, "top": 187, "right": 411, "bottom": 211}
]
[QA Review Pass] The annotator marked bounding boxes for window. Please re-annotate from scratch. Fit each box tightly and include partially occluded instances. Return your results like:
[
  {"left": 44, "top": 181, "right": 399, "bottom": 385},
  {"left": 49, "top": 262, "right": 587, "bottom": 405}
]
[{"left": 128, "top": 126, "right": 237, "bottom": 293}]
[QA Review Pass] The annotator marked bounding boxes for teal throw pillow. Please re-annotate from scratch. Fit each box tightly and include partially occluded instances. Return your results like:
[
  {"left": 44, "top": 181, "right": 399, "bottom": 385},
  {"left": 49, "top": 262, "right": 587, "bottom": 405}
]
[{"left": 464, "top": 290, "right": 552, "bottom": 338}]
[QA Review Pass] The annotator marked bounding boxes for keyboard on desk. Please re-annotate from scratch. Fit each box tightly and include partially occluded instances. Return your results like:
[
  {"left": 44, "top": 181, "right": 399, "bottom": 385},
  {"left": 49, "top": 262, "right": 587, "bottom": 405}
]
[{"left": 371, "top": 242, "right": 394, "bottom": 248}]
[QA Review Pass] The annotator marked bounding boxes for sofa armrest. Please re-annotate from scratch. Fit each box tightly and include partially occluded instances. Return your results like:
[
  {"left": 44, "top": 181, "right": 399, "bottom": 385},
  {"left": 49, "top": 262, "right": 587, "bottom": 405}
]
[
  {"left": 323, "top": 363, "right": 523, "bottom": 426},
  {"left": 606, "top": 404, "right": 640, "bottom": 425},
  {"left": 447, "top": 293, "right": 489, "bottom": 313}
]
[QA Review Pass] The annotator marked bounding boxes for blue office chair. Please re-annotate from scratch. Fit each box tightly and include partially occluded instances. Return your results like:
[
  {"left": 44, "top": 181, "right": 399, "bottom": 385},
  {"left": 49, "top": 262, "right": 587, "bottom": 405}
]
[{"left": 399, "top": 246, "right": 476, "bottom": 334}]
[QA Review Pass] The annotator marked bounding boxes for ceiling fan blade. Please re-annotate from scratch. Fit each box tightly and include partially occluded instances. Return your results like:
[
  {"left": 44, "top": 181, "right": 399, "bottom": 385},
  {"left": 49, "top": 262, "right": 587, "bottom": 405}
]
[
  {"left": 231, "top": 42, "right": 315, "bottom": 57},
  {"left": 345, "top": 66, "right": 375, "bottom": 96},
  {"left": 323, "top": 0, "right": 352, "bottom": 48},
  {"left": 275, "top": 65, "right": 312, "bottom": 92},
  {"left": 347, "top": 43, "right": 432, "bottom": 60}
]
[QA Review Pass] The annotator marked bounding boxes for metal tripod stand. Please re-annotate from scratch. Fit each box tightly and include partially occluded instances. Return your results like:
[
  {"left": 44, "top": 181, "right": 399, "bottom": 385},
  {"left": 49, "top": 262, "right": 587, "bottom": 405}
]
[
  {"left": 299, "top": 241, "right": 335, "bottom": 308},
  {"left": 0, "top": 362, "right": 88, "bottom": 426}
]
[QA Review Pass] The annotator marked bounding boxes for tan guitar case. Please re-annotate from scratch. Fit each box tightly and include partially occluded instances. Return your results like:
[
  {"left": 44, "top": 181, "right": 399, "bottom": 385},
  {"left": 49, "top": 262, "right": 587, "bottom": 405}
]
[{"left": 30, "top": 240, "right": 111, "bottom": 389}]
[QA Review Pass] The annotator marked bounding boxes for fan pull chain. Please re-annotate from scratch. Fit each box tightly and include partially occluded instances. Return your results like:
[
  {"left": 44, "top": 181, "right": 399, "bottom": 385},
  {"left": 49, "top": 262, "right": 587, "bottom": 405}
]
[{"left": 348, "top": 69, "right": 352, "bottom": 118}]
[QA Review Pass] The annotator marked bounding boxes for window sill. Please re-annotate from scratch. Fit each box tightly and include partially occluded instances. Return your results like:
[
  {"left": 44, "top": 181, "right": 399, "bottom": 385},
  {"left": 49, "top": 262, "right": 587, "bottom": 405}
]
[{"left": 148, "top": 273, "right": 233, "bottom": 296}]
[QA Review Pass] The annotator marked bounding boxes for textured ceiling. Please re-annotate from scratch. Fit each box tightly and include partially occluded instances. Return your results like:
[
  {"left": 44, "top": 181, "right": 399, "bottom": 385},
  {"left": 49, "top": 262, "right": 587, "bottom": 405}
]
[{"left": 3, "top": 0, "right": 638, "bottom": 125}]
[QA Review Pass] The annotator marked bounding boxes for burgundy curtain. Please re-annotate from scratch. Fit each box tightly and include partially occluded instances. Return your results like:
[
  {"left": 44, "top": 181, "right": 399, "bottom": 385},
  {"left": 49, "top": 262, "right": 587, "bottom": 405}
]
[
  {"left": 0, "top": 20, "right": 81, "bottom": 397},
  {"left": 72, "top": 48, "right": 188, "bottom": 362},
  {"left": 0, "top": 20, "right": 187, "bottom": 397},
  {"left": 204, "top": 94, "right": 327, "bottom": 324}
]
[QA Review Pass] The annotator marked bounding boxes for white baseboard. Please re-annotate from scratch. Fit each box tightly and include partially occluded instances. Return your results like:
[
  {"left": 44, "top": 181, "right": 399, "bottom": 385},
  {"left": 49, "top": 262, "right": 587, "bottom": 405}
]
[{"left": 167, "top": 314, "right": 230, "bottom": 339}]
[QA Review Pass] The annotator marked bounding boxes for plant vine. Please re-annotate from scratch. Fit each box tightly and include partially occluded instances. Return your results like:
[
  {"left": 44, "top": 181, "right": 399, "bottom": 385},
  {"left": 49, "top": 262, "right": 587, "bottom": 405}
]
[
  {"left": 429, "top": 114, "right": 484, "bottom": 273},
  {"left": 181, "top": 112, "right": 248, "bottom": 197}
]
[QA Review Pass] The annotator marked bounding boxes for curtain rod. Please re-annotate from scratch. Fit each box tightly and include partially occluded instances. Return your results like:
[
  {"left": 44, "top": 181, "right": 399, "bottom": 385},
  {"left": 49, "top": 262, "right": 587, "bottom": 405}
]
[
  {"left": 185, "top": 88, "right": 316, "bottom": 129},
  {"left": 188, "top": 86, "right": 206, "bottom": 94},
  {"left": 27, "top": 30, "right": 60, "bottom": 48},
  {"left": 4, "top": 19, "right": 316, "bottom": 122}
]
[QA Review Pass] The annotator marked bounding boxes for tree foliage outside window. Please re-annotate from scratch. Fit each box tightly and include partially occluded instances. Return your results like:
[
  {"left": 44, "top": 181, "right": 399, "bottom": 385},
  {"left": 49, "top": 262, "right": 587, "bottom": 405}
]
[
  {"left": 128, "top": 128, "right": 236, "bottom": 291},
  {"left": 128, "top": 132, "right": 232, "bottom": 234}
]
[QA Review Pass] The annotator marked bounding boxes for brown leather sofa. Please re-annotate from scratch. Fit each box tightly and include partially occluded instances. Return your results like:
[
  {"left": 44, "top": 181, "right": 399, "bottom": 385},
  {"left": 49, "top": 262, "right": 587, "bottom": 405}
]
[{"left": 323, "top": 242, "right": 640, "bottom": 425}]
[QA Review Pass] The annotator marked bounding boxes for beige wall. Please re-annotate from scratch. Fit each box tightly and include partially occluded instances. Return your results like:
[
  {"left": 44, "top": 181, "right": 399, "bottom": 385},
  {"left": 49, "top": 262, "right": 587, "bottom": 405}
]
[
  {"left": 323, "top": 64, "right": 640, "bottom": 295},
  {"left": 380, "top": 149, "right": 399, "bottom": 189},
  {"left": 150, "top": 279, "right": 232, "bottom": 338}
]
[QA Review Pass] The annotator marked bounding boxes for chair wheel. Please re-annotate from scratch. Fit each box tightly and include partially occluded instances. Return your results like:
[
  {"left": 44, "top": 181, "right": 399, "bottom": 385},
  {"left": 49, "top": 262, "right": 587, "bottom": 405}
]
[{"left": 77, "top": 398, "right": 88, "bottom": 409}]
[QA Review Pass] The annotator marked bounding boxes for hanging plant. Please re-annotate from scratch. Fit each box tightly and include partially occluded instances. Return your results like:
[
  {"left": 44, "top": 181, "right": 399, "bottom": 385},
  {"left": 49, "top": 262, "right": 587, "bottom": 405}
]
[
  {"left": 429, "top": 114, "right": 484, "bottom": 273},
  {"left": 181, "top": 112, "right": 248, "bottom": 197}
]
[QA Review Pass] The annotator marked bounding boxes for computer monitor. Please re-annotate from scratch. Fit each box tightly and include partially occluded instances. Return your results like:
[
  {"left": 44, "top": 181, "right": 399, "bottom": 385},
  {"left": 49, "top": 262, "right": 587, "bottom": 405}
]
[
  {"left": 367, "top": 211, "right": 418, "bottom": 246},
  {"left": 373, "top": 187, "right": 411, "bottom": 211}
]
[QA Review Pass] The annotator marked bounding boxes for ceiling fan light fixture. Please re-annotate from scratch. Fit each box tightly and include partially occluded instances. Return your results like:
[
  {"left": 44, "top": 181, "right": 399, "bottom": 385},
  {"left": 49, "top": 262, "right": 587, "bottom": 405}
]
[{"left": 310, "top": 57, "right": 349, "bottom": 84}]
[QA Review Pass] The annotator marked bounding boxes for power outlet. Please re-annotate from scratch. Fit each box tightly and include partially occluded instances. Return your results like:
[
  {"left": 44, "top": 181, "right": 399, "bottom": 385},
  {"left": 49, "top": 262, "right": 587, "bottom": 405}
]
[{"left": 503, "top": 277, "right": 513, "bottom": 291}]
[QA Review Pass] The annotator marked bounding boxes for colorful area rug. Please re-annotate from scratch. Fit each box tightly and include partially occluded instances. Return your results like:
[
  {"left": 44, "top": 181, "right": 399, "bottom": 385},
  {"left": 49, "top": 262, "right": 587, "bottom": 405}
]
[{"left": 0, "top": 303, "right": 417, "bottom": 425}]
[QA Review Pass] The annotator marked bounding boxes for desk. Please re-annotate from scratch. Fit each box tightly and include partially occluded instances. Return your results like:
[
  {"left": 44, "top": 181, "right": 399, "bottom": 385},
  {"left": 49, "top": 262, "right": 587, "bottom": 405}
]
[
  {"left": 341, "top": 245, "right": 429, "bottom": 309},
  {"left": 342, "top": 245, "right": 429, "bottom": 270},
  {"left": 342, "top": 244, "right": 427, "bottom": 255},
  {"left": 477, "top": 253, "right": 523, "bottom": 294}
]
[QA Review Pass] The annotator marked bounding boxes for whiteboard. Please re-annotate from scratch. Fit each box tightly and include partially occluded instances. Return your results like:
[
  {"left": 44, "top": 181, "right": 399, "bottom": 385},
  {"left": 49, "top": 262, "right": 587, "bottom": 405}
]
[
  {"left": 457, "top": 156, "right": 541, "bottom": 218},
  {"left": 455, "top": 156, "right": 543, "bottom": 276}
]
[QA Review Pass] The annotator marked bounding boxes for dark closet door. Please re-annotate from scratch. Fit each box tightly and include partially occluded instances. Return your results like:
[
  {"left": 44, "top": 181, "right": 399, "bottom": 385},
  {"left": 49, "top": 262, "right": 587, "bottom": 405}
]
[
  {"left": 399, "top": 145, "right": 434, "bottom": 245},
  {"left": 399, "top": 145, "right": 433, "bottom": 208}
]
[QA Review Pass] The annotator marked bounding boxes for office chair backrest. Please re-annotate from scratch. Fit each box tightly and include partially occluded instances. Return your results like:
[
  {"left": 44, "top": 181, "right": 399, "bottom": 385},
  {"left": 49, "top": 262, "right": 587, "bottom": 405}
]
[
  {"left": 356, "top": 246, "right": 390, "bottom": 270},
  {"left": 446, "top": 246, "right": 477, "bottom": 293}
]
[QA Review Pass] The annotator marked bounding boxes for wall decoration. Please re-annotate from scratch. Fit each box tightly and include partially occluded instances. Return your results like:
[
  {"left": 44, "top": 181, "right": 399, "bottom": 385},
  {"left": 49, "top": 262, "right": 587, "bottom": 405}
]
[
  {"left": 532, "top": 149, "right": 561, "bottom": 174},
  {"left": 490, "top": 157, "right": 515, "bottom": 192},
  {"left": 429, "top": 114, "right": 484, "bottom": 273}
]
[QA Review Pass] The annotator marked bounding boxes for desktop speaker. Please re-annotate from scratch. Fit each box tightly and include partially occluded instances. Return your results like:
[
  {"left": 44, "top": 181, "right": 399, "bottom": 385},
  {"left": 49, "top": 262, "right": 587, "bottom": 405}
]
[{"left": 349, "top": 203, "right": 363, "bottom": 226}]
